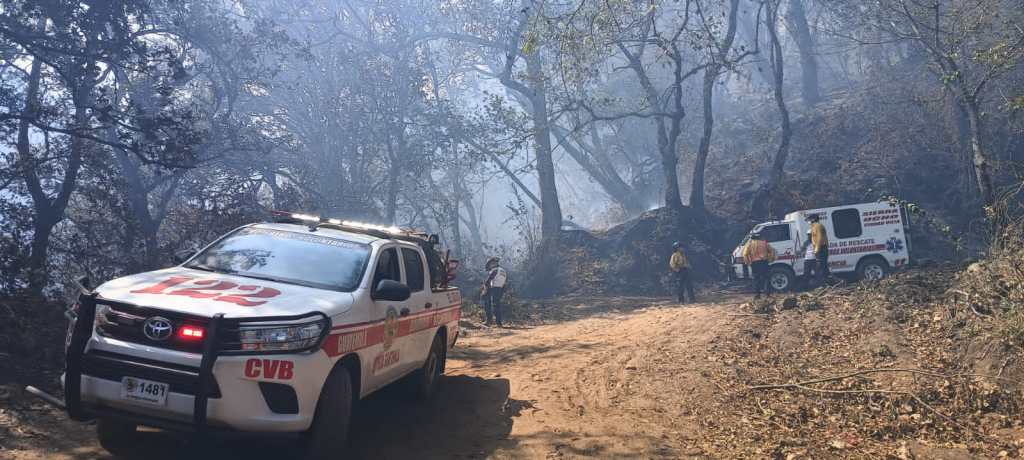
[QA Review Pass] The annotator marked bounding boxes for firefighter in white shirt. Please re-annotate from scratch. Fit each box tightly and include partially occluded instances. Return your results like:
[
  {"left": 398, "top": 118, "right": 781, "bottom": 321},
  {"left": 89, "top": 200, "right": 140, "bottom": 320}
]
[
  {"left": 482, "top": 257, "right": 508, "bottom": 327},
  {"left": 801, "top": 228, "right": 817, "bottom": 289}
]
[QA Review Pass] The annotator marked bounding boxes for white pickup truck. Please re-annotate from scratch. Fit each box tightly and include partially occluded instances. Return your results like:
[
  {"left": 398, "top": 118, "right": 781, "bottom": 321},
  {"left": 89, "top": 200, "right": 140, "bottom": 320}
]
[{"left": 61, "top": 213, "right": 462, "bottom": 459}]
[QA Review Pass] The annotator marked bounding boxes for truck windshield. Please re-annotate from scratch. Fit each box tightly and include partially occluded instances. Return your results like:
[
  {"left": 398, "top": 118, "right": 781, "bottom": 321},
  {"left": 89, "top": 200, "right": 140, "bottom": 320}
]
[{"left": 185, "top": 227, "right": 370, "bottom": 292}]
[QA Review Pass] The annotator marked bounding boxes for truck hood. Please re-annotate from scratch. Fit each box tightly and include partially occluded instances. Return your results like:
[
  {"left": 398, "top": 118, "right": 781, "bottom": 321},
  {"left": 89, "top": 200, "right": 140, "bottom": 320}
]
[{"left": 94, "top": 266, "right": 354, "bottom": 319}]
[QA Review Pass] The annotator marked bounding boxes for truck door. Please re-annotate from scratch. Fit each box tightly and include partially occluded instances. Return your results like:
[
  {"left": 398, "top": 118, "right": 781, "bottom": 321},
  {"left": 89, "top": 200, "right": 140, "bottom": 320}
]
[
  {"left": 398, "top": 246, "right": 434, "bottom": 373},
  {"left": 367, "top": 246, "right": 409, "bottom": 385},
  {"left": 761, "top": 223, "right": 797, "bottom": 267}
]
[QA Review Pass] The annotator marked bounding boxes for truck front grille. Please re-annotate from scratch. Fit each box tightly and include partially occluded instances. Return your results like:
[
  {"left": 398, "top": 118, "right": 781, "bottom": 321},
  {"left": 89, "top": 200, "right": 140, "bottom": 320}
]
[
  {"left": 96, "top": 302, "right": 209, "bottom": 353},
  {"left": 82, "top": 350, "right": 221, "bottom": 398}
]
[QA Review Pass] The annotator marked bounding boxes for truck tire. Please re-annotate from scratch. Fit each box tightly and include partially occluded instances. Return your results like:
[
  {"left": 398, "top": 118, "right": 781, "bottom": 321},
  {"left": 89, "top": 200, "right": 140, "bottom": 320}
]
[
  {"left": 305, "top": 366, "right": 353, "bottom": 460},
  {"left": 768, "top": 266, "right": 795, "bottom": 293},
  {"left": 96, "top": 418, "right": 137, "bottom": 458},
  {"left": 411, "top": 333, "right": 445, "bottom": 400},
  {"left": 857, "top": 257, "right": 889, "bottom": 281}
]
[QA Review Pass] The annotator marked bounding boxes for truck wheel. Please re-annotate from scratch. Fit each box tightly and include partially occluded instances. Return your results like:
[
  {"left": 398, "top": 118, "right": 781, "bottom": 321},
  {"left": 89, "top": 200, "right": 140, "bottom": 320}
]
[
  {"left": 411, "top": 333, "right": 445, "bottom": 400},
  {"left": 768, "top": 266, "right": 795, "bottom": 293},
  {"left": 96, "top": 418, "right": 137, "bottom": 457},
  {"left": 305, "top": 366, "right": 353, "bottom": 460},
  {"left": 857, "top": 257, "right": 889, "bottom": 281}
]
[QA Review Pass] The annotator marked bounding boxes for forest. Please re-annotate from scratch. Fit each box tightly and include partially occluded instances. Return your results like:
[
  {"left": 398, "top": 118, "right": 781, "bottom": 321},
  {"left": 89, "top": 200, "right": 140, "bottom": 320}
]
[
  {"left": 2, "top": 1, "right": 1024, "bottom": 458},
  {"left": 1, "top": 0, "right": 1020, "bottom": 299}
]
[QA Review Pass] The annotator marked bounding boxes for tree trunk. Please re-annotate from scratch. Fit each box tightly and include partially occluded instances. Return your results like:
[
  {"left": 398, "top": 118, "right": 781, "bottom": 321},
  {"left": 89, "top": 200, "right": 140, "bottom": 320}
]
[
  {"left": 664, "top": 40, "right": 689, "bottom": 213},
  {"left": 450, "top": 169, "right": 463, "bottom": 257},
  {"left": 618, "top": 32, "right": 685, "bottom": 213},
  {"left": 785, "top": 0, "right": 821, "bottom": 105},
  {"left": 752, "top": 1, "right": 793, "bottom": 219},
  {"left": 18, "top": 52, "right": 91, "bottom": 295},
  {"left": 953, "top": 100, "right": 976, "bottom": 197},
  {"left": 691, "top": 0, "right": 741, "bottom": 212},
  {"left": 962, "top": 97, "right": 996, "bottom": 207},
  {"left": 26, "top": 217, "right": 55, "bottom": 294},
  {"left": 458, "top": 191, "right": 485, "bottom": 257},
  {"left": 16, "top": 58, "right": 47, "bottom": 294},
  {"left": 385, "top": 165, "right": 400, "bottom": 224},
  {"left": 690, "top": 71, "right": 716, "bottom": 212},
  {"left": 263, "top": 167, "right": 284, "bottom": 210},
  {"left": 117, "top": 158, "right": 160, "bottom": 270},
  {"left": 525, "top": 52, "right": 563, "bottom": 239},
  {"left": 655, "top": 118, "right": 685, "bottom": 213},
  {"left": 384, "top": 139, "right": 401, "bottom": 224},
  {"left": 32, "top": 120, "right": 86, "bottom": 290}
]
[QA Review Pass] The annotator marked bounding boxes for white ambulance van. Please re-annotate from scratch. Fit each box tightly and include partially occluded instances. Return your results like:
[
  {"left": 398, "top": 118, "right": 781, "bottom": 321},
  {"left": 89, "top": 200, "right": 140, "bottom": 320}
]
[
  {"left": 57, "top": 212, "right": 462, "bottom": 459},
  {"left": 730, "top": 201, "right": 912, "bottom": 291}
]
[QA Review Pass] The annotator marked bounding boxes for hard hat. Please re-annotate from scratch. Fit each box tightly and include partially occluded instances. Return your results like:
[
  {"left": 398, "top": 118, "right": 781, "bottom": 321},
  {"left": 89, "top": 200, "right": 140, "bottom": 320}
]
[{"left": 672, "top": 241, "right": 681, "bottom": 249}]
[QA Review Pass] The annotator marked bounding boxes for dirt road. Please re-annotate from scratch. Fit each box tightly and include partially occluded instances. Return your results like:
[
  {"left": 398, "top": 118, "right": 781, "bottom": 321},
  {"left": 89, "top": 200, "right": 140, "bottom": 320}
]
[{"left": 1, "top": 295, "right": 746, "bottom": 460}]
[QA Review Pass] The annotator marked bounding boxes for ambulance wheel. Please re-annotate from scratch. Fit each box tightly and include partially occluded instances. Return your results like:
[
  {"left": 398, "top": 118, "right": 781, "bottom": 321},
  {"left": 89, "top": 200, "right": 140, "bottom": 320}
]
[
  {"left": 768, "top": 266, "right": 795, "bottom": 293},
  {"left": 96, "top": 418, "right": 137, "bottom": 457},
  {"left": 857, "top": 257, "right": 889, "bottom": 281},
  {"left": 411, "top": 333, "right": 446, "bottom": 400},
  {"left": 305, "top": 366, "right": 353, "bottom": 460}
]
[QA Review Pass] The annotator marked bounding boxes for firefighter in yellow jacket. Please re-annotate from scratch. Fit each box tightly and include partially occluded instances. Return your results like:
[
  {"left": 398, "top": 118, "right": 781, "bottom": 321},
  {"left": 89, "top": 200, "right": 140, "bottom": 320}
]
[
  {"left": 808, "top": 214, "right": 830, "bottom": 285},
  {"left": 670, "top": 242, "right": 696, "bottom": 304},
  {"left": 742, "top": 232, "right": 777, "bottom": 299}
]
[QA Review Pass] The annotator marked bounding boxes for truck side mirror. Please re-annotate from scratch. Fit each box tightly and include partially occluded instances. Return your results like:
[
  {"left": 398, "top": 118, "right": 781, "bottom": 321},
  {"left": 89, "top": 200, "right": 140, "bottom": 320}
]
[{"left": 373, "top": 279, "right": 411, "bottom": 302}]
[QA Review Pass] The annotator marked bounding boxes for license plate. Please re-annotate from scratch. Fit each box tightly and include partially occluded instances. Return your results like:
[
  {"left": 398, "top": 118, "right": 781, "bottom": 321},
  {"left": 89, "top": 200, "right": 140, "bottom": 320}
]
[{"left": 121, "top": 377, "right": 169, "bottom": 406}]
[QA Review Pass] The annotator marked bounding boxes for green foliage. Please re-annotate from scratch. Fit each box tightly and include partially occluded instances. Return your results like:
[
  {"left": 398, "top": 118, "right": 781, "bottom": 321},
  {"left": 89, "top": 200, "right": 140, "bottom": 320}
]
[{"left": 881, "top": 196, "right": 964, "bottom": 254}]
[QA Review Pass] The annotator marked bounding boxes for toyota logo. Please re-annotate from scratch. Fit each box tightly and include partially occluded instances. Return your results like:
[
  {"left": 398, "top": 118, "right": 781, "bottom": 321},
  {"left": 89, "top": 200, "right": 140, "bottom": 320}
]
[{"left": 143, "top": 317, "right": 173, "bottom": 341}]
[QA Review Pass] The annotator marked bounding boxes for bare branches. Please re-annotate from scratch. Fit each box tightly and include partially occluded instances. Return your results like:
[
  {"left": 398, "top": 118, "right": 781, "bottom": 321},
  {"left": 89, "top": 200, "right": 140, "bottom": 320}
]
[
  {"left": 748, "top": 367, "right": 1016, "bottom": 439},
  {"left": 5, "top": 113, "right": 199, "bottom": 169},
  {"left": 459, "top": 134, "right": 543, "bottom": 208}
]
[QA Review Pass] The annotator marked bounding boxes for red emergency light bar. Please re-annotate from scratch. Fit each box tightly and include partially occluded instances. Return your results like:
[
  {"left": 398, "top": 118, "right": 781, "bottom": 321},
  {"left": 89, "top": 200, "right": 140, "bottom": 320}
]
[{"left": 179, "top": 325, "right": 205, "bottom": 340}]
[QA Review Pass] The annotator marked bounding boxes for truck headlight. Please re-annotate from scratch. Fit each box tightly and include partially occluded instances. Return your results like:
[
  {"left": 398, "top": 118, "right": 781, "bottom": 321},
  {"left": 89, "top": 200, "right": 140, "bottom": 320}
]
[{"left": 223, "top": 315, "right": 330, "bottom": 354}]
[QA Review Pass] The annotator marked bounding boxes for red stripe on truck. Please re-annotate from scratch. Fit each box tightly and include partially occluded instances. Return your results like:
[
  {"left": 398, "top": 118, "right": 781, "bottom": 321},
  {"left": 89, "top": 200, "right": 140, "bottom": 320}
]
[{"left": 321, "top": 304, "right": 461, "bottom": 357}]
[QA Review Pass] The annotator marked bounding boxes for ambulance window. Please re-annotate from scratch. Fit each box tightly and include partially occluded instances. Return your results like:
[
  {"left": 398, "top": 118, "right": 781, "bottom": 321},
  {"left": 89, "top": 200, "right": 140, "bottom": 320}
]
[
  {"left": 401, "top": 248, "right": 425, "bottom": 292},
  {"left": 832, "top": 209, "right": 863, "bottom": 239},
  {"left": 372, "top": 248, "right": 402, "bottom": 289},
  {"left": 762, "top": 224, "right": 791, "bottom": 243}
]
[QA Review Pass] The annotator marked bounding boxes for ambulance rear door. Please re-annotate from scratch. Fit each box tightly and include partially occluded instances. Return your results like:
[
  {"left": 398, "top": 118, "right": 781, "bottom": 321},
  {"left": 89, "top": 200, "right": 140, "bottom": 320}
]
[{"left": 899, "top": 204, "right": 913, "bottom": 264}]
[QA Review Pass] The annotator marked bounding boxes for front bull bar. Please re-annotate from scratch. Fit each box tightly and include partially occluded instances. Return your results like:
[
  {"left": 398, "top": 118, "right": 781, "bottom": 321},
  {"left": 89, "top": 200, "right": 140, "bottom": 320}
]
[{"left": 29, "top": 289, "right": 226, "bottom": 434}]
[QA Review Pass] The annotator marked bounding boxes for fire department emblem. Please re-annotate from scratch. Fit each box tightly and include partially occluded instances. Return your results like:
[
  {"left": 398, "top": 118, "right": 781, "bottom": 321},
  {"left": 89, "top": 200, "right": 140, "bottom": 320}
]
[
  {"left": 886, "top": 237, "right": 904, "bottom": 254},
  {"left": 382, "top": 306, "right": 399, "bottom": 350}
]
